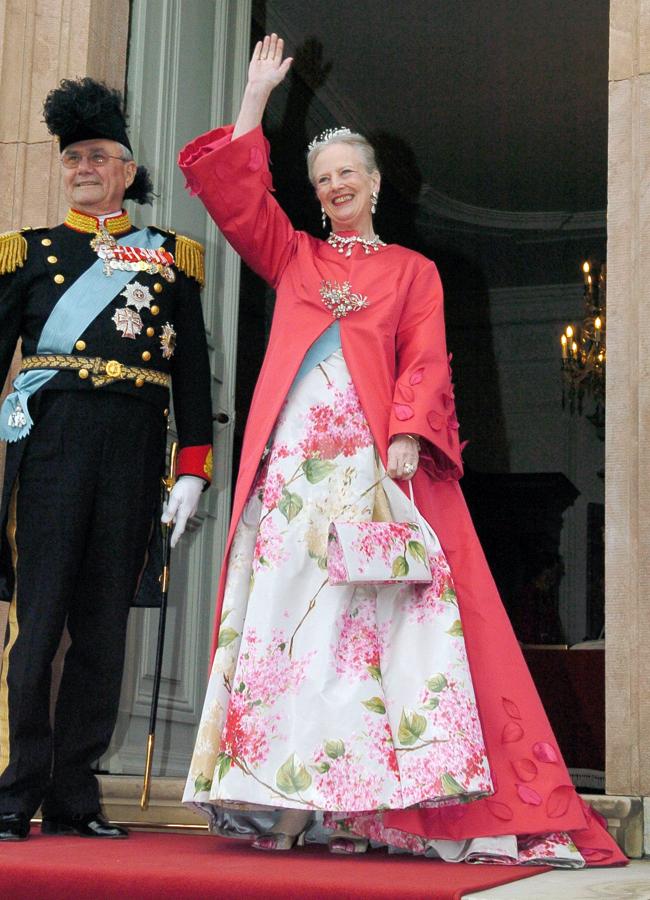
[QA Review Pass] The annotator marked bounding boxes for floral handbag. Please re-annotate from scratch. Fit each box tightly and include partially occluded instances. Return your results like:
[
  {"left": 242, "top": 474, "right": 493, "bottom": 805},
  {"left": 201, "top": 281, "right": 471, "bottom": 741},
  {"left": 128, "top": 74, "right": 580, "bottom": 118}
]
[{"left": 327, "top": 481, "right": 433, "bottom": 585}]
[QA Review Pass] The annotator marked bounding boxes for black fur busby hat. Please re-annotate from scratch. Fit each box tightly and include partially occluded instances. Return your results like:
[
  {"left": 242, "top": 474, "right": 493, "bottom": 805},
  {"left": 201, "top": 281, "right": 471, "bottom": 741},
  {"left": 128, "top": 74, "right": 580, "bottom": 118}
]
[{"left": 43, "top": 77, "right": 154, "bottom": 205}]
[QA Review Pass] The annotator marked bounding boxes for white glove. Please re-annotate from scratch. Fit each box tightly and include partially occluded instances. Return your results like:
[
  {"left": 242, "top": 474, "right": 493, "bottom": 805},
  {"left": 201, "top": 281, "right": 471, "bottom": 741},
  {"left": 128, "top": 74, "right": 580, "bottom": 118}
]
[{"left": 161, "top": 475, "right": 205, "bottom": 548}]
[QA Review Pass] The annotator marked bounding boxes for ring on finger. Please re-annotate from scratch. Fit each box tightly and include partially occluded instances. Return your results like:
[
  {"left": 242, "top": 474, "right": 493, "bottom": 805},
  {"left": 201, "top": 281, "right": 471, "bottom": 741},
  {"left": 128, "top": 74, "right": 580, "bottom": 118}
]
[{"left": 403, "top": 462, "right": 416, "bottom": 475}]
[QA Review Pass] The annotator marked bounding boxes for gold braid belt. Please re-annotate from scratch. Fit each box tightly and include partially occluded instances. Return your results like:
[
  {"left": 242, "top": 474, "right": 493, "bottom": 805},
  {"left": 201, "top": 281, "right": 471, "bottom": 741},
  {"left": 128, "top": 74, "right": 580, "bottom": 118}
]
[{"left": 21, "top": 354, "right": 170, "bottom": 389}]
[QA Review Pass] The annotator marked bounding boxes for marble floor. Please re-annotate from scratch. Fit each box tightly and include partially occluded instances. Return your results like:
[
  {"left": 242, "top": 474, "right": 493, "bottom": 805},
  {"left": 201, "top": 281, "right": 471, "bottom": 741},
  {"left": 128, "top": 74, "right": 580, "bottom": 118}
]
[{"left": 468, "top": 859, "right": 650, "bottom": 899}]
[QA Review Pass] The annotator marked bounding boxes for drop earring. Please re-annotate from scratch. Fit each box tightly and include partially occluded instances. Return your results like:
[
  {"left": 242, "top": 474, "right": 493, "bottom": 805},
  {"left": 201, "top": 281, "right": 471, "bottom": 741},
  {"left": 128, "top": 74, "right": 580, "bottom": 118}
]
[
  {"left": 321, "top": 206, "right": 327, "bottom": 230},
  {"left": 371, "top": 191, "right": 378, "bottom": 215}
]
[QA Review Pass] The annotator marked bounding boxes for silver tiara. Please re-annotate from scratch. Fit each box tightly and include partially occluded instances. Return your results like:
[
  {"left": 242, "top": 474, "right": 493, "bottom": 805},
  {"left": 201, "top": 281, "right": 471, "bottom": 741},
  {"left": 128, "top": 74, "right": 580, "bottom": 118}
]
[{"left": 307, "top": 127, "right": 353, "bottom": 152}]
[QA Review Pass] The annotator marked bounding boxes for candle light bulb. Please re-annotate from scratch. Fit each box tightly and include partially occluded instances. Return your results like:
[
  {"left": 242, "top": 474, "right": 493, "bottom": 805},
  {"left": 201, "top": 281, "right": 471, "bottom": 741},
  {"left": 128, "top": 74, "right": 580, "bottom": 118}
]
[
  {"left": 595, "top": 316, "right": 602, "bottom": 330},
  {"left": 582, "top": 261, "right": 590, "bottom": 274},
  {"left": 566, "top": 325, "right": 574, "bottom": 339},
  {"left": 571, "top": 341, "right": 578, "bottom": 354}
]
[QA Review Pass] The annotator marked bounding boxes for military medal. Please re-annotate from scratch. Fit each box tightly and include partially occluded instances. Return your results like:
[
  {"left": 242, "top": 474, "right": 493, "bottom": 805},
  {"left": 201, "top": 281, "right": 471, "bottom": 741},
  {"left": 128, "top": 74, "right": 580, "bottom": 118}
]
[
  {"left": 160, "top": 322, "right": 176, "bottom": 359},
  {"left": 8, "top": 402, "right": 27, "bottom": 429},
  {"left": 91, "top": 227, "right": 176, "bottom": 282},
  {"left": 120, "top": 281, "right": 153, "bottom": 312},
  {"left": 112, "top": 307, "right": 143, "bottom": 339}
]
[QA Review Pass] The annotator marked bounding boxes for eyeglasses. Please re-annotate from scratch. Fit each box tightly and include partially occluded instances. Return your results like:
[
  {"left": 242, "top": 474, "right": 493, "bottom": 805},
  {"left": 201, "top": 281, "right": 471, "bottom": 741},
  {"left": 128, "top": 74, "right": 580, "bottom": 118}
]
[{"left": 60, "top": 150, "right": 127, "bottom": 169}]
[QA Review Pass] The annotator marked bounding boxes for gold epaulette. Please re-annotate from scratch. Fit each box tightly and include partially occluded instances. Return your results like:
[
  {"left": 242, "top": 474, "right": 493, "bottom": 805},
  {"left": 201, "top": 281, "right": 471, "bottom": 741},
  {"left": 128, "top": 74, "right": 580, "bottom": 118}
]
[
  {"left": 0, "top": 231, "right": 28, "bottom": 275},
  {"left": 175, "top": 234, "right": 205, "bottom": 287}
]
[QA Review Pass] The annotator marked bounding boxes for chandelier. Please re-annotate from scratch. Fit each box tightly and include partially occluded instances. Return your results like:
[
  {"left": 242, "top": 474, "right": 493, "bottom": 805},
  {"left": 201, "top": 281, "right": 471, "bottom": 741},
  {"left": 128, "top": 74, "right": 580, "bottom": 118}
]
[{"left": 560, "top": 260, "right": 606, "bottom": 434}]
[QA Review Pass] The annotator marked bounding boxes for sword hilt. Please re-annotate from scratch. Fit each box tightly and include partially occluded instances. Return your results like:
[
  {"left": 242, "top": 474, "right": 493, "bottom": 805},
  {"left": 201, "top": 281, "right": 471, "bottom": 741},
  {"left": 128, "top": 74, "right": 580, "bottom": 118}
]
[{"left": 161, "top": 440, "right": 179, "bottom": 496}]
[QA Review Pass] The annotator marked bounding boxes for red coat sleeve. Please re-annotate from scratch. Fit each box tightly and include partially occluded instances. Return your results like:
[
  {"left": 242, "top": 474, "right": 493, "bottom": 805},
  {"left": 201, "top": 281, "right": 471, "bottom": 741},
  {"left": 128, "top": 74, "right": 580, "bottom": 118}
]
[
  {"left": 178, "top": 125, "right": 298, "bottom": 288},
  {"left": 177, "top": 445, "right": 213, "bottom": 483},
  {"left": 389, "top": 261, "right": 464, "bottom": 481}
]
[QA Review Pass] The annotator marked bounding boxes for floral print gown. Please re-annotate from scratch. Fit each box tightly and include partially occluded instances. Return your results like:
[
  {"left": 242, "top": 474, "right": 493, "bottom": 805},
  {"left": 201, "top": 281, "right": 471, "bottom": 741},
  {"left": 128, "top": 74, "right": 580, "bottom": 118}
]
[{"left": 183, "top": 349, "right": 585, "bottom": 867}]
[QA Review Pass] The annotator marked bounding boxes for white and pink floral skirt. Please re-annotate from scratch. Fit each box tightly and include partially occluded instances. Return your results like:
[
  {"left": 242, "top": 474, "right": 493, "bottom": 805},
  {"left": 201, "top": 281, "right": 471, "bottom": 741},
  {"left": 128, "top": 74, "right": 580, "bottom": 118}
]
[{"left": 183, "top": 350, "right": 585, "bottom": 867}]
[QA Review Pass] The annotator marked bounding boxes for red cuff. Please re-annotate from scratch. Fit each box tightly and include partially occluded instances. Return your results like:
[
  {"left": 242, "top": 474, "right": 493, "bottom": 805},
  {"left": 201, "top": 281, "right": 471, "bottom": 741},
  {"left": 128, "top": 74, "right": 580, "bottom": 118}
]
[
  {"left": 178, "top": 125, "right": 234, "bottom": 171},
  {"left": 177, "top": 445, "right": 213, "bottom": 484}
]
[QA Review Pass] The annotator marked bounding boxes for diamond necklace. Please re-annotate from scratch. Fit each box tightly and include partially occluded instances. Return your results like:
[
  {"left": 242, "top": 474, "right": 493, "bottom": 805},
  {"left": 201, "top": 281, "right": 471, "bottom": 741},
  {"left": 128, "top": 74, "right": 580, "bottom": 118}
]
[{"left": 326, "top": 232, "right": 386, "bottom": 258}]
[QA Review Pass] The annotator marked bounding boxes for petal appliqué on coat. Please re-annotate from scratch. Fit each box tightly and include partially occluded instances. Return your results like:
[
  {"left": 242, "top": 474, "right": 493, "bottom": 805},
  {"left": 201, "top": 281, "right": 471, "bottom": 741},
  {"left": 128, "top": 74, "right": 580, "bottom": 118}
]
[
  {"left": 516, "top": 784, "right": 543, "bottom": 806},
  {"left": 532, "top": 741, "right": 559, "bottom": 764},
  {"left": 502, "top": 697, "right": 522, "bottom": 720},
  {"left": 511, "top": 758, "right": 538, "bottom": 782},
  {"left": 393, "top": 403, "right": 414, "bottom": 421},
  {"left": 248, "top": 145, "right": 265, "bottom": 172},
  {"left": 486, "top": 800, "right": 514, "bottom": 821},
  {"left": 501, "top": 721, "right": 524, "bottom": 744},
  {"left": 546, "top": 785, "right": 575, "bottom": 818}
]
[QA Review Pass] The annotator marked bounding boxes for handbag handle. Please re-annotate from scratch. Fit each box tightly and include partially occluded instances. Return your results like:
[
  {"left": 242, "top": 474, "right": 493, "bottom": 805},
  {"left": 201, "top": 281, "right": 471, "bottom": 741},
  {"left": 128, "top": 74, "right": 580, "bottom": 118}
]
[
  {"left": 379, "top": 474, "right": 418, "bottom": 521},
  {"left": 370, "top": 453, "right": 419, "bottom": 523},
  {"left": 407, "top": 480, "right": 417, "bottom": 519}
]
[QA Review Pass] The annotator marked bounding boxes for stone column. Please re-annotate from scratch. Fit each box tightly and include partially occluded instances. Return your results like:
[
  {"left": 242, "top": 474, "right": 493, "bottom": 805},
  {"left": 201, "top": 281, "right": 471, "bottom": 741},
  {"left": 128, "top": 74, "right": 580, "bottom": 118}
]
[
  {"left": 605, "top": 0, "right": 650, "bottom": 852},
  {"left": 0, "top": 0, "right": 129, "bottom": 649},
  {"left": 0, "top": 0, "right": 130, "bottom": 233}
]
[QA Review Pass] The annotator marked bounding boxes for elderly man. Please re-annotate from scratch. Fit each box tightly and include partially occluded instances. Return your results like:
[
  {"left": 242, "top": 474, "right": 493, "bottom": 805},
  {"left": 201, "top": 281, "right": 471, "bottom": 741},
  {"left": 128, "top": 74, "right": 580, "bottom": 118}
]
[{"left": 0, "top": 78, "right": 213, "bottom": 840}]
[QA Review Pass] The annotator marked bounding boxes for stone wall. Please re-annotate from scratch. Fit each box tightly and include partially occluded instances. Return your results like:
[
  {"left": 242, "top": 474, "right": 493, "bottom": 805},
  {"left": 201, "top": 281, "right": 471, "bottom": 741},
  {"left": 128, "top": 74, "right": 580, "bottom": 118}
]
[{"left": 0, "top": 0, "right": 130, "bottom": 233}]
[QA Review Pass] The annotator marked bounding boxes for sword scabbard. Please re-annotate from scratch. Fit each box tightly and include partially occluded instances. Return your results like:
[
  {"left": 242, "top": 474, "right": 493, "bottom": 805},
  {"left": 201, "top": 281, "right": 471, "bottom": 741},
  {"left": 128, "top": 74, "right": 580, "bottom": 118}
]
[
  {"left": 140, "top": 732, "right": 155, "bottom": 810},
  {"left": 142, "top": 438, "right": 178, "bottom": 804}
]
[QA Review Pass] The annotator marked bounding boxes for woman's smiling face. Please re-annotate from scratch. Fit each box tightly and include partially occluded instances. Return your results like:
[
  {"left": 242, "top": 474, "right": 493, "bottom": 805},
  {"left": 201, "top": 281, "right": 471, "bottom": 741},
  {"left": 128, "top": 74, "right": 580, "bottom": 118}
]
[{"left": 313, "top": 142, "right": 380, "bottom": 236}]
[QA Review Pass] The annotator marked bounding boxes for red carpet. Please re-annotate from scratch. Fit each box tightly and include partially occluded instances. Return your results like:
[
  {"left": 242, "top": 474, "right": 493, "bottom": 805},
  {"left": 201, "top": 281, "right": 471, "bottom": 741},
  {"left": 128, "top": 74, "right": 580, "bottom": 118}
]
[{"left": 0, "top": 828, "right": 550, "bottom": 899}]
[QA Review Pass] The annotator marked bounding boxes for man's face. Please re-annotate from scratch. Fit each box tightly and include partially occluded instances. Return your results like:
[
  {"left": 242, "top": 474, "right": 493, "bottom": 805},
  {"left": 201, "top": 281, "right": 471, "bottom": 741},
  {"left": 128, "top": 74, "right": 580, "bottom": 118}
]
[{"left": 61, "top": 139, "right": 137, "bottom": 216}]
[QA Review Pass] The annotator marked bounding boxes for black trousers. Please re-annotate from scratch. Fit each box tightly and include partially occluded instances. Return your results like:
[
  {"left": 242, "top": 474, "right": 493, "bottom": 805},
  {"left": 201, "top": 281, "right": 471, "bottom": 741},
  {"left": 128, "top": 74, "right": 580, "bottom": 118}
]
[{"left": 0, "top": 391, "right": 165, "bottom": 818}]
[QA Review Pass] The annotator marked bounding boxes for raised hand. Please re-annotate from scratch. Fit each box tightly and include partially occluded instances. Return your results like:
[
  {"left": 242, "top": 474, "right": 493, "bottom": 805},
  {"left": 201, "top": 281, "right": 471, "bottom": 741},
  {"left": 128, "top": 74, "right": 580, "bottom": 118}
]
[
  {"left": 234, "top": 34, "right": 293, "bottom": 138},
  {"left": 247, "top": 33, "right": 293, "bottom": 92}
]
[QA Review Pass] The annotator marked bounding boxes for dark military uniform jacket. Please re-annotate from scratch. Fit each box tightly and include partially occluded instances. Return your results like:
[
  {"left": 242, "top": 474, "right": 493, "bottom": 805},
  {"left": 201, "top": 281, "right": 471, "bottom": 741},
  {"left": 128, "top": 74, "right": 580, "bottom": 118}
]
[{"left": 0, "top": 208, "right": 213, "bottom": 605}]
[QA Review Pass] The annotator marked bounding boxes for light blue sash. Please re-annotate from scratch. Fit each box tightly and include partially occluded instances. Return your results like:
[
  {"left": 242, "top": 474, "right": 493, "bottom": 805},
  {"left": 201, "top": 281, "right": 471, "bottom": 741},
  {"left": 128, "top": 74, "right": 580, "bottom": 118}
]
[
  {"left": 0, "top": 227, "right": 166, "bottom": 442},
  {"left": 292, "top": 322, "right": 342, "bottom": 389}
]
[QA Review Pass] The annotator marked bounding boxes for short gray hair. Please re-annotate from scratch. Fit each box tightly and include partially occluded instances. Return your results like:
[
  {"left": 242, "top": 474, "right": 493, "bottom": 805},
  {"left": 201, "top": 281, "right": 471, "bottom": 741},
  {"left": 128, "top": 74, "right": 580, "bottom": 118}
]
[
  {"left": 117, "top": 143, "right": 134, "bottom": 162},
  {"left": 307, "top": 132, "right": 379, "bottom": 185}
]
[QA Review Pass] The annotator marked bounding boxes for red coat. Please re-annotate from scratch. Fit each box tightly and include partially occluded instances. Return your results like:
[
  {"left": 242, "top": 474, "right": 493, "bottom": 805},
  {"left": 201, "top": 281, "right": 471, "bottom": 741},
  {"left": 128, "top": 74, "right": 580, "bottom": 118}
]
[{"left": 178, "top": 125, "right": 624, "bottom": 864}]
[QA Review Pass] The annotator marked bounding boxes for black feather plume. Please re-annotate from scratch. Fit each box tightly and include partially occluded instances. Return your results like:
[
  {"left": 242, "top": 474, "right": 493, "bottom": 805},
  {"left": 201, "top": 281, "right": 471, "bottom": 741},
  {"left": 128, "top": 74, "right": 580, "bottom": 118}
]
[
  {"left": 125, "top": 165, "right": 155, "bottom": 206},
  {"left": 43, "top": 77, "right": 156, "bottom": 204},
  {"left": 42, "top": 77, "right": 131, "bottom": 152}
]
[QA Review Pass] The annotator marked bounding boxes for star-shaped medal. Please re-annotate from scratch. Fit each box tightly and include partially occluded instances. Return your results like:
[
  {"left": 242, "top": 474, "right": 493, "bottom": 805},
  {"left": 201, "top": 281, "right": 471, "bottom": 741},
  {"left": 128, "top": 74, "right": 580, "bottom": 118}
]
[
  {"left": 112, "top": 307, "right": 143, "bottom": 339},
  {"left": 120, "top": 281, "right": 153, "bottom": 312},
  {"left": 160, "top": 322, "right": 176, "bottom": 359}
]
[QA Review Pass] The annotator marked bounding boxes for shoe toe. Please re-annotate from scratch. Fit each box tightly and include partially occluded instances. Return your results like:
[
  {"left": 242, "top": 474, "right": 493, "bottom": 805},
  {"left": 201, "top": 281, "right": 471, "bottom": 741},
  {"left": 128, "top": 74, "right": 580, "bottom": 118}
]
[
  {"left": 41, "top": 813, "right": 128, "bottom": 838},
  {"left": 0, "top": 813, "right": 30, "bottom": 841},
  {"left": 83, "top": 816, "right": 128, "bottom": 838}
]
